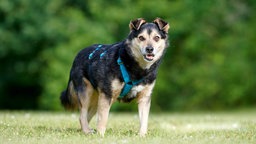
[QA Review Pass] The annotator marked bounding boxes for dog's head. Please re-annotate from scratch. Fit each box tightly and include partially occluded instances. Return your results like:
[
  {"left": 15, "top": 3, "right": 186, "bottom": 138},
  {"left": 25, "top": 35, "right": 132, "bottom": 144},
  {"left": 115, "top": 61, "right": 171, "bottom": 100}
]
[{"left": 126, "top": 18, "right": 170, "bottom": 69}]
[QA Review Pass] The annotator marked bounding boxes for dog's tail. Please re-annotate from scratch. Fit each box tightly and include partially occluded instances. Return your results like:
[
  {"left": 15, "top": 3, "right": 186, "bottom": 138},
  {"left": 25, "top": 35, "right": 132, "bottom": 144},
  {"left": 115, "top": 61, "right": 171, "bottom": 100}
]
[{"left": 60, "top": 81, "right": 78, "bottom": 110}]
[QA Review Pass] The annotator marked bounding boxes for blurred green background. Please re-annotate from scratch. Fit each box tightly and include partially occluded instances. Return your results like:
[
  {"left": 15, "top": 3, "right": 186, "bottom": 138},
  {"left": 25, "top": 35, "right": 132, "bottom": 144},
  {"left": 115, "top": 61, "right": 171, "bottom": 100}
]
[{"left": 0, "top": 0, "right": 255, "bottom": 111}]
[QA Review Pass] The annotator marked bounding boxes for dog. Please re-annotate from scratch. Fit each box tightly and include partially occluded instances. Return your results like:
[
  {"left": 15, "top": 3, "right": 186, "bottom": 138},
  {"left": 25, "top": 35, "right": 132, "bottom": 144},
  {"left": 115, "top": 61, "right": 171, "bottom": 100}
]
[{"left": 60, "top": 18, "right": 170, "bottom": 137}]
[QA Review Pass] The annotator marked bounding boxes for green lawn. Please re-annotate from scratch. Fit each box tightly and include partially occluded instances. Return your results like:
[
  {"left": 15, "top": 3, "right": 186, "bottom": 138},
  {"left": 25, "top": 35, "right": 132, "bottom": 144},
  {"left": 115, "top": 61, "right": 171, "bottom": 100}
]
[{"left": 0, "top": 110, "right": 255, "bottom": 144}]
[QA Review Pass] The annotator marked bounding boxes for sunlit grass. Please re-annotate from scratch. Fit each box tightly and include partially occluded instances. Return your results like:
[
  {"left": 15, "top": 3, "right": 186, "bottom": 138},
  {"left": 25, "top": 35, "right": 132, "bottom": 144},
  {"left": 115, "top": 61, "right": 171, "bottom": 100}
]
[{"left": 0, "top": 110, "right": 255, "bottom": 144}]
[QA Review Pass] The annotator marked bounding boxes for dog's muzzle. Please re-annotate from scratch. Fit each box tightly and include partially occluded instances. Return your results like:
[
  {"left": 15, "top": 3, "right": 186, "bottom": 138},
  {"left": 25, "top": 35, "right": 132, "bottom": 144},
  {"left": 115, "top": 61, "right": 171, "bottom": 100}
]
[{"left": 144, "top": 46, "right": 155, "bottom": 61}]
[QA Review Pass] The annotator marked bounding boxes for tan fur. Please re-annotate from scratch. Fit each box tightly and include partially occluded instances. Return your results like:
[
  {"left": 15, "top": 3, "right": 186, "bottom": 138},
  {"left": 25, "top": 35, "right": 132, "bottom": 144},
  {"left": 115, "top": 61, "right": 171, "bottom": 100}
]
[
  {"left": 153, "top": 18, "right": 170, "bottom": 33},
  {"left": 129, "top": 18, "right": 146, "bottom": 31},
  {"left": 110, "top": 79, "right": 124, "bottom": 103},
  {"left": 78, "top": 78, "right": 97, "bottom": 133},
  {"left": 78, "top": 79, "right": 124, "bottom": 136},
  {"left": 137, "top": 81, "right": 155, "bottom": 137},
  {"left": 68, "top": 81, "right": 79, "bottom": 109},
  {"left": 97, "top": 91, "right": 111, "bottom": 137}
]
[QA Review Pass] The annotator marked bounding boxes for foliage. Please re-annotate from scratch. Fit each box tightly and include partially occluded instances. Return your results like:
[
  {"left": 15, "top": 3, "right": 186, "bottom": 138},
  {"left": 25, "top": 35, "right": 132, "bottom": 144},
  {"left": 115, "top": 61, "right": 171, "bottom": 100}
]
[{"left": 0, "top": 0, "right": 255, "bottom": 110}]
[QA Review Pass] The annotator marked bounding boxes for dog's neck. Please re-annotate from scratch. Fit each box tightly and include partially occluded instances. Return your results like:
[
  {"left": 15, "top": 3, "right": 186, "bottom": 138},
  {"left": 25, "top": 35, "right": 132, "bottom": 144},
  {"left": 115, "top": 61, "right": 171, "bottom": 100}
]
[
  {"left": 119, "top": 44, "right": 160, "bottom": 80},
  {"left": 135, "top": 56, "right": 155, "bottom": 70}
]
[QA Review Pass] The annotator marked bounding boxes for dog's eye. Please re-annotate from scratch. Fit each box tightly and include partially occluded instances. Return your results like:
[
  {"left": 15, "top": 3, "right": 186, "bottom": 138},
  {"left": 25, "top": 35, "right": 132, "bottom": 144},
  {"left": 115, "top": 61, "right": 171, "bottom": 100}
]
[
  {"left": 138, "top": 36, "right": 145, "bottom": 41},
  {"left": 154, "top": 36, "right": 160, "bottom": 42}
]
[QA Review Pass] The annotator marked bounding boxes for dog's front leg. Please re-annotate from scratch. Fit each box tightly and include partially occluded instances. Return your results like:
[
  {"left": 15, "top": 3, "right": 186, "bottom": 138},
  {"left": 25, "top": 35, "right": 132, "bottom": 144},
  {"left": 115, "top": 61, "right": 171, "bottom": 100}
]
[
  {"left": 138, "top": 95, "right": 151, "bottom": 137},
  {"left": 97, "top": 92, "right": 111, "bottom": 137},
  {"left": 137, "top": 83, "right": 154, "bottom": 137}
]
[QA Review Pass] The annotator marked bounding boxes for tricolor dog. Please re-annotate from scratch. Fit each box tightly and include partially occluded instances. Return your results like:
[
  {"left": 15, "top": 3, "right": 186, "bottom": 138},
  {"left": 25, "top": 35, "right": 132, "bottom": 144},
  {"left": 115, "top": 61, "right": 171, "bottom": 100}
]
[{"left": 60, "top": 18, "right": 170, "bottom": 137}]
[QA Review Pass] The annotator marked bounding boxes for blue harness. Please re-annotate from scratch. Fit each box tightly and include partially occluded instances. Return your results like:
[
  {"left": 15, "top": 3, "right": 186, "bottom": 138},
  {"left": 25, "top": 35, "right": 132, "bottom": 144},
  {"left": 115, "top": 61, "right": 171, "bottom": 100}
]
[
  {"left": 117, "top": 57, "right": 144, "bottom": 97},
  {"left": 88, "top": 44, "right": 143, "bottom": 98}
]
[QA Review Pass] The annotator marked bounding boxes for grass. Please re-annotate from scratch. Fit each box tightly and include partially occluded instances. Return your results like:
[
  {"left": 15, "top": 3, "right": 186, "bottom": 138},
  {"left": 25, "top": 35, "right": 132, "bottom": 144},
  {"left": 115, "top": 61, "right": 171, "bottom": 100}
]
[{"left": 0, "top": 110, "right": 256, "bottom": 144}]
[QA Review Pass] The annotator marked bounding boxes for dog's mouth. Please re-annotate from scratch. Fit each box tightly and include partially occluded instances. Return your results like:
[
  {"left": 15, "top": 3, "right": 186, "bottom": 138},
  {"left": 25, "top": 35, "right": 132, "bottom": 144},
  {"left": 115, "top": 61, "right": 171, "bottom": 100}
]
[{"left": 144, "top": 53, "right": 155, "bottom": 61}]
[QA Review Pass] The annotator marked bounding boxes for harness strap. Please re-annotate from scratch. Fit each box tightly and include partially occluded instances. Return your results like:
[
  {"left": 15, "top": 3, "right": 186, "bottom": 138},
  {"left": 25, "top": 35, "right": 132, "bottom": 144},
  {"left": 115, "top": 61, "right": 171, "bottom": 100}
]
[
  {"left": 117, "top": 57, "right": 130, "bottom": 83},
  {"left": 88, "top": 44, "right": 103, "bottom": 88},
  {"left": 87, "top": 44, "right": 144, "bottom": 98},
  {"left": 117, "top": 57, "right": 143, "bottom": 98},
  {"left": 89, "top": 45, "right": 102, "bottom": 59}
]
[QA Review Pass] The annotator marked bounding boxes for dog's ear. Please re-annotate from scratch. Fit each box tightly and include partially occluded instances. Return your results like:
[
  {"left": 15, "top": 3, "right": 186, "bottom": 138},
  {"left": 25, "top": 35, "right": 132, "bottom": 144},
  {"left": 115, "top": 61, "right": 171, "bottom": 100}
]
[
  {"left": 129, "top": 18, "right": 146, "bottom": 31},
  {"left": 153, "top": 18, "right": 170, "bottom": 33}
]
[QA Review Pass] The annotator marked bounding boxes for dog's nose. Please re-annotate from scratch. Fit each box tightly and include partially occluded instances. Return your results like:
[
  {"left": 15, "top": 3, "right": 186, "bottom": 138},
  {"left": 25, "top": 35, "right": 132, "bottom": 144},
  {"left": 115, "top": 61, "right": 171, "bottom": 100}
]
[{"left": 146, "top": 47, "right": 154, "bottom": 53}]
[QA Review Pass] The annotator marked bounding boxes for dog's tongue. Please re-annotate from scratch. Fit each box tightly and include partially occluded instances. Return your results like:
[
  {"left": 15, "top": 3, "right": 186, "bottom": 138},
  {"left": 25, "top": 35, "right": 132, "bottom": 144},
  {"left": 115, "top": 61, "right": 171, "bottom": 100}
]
[{"left": 146, "top": 54, "right": 154, "bottom": 60}]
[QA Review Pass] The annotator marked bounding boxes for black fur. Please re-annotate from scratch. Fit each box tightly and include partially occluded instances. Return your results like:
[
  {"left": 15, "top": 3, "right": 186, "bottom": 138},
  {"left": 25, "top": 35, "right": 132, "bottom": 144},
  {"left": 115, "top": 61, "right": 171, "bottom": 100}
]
[
  {"left": 60, "top": 22, "right": 167, "bottom": 108},
  {"left": 59, "top": 18, "right": 170, "bottom": 136}
]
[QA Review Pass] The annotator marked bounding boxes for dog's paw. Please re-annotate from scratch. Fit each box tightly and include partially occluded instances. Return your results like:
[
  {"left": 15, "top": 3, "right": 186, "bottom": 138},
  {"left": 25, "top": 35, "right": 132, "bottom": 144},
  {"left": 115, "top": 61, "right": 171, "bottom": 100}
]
[
  {"left": 97, "top": 131, "right": 105, "bottom": 137},
  {"left": 82, "top": 128, "right": 96, "bottom": 135},
  {"left": 139, "top": 131, "right": 147, "bottom": 137},
  {"left": 97, "top": 128, "right": 106, "bottom": 137}
]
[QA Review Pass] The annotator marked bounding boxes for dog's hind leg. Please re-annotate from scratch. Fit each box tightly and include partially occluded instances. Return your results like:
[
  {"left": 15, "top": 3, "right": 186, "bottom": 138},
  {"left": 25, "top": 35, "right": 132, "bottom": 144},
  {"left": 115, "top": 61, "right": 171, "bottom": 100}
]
[
  {"left": 76, "top": 78, "right": 95, "bottom": 134},
  {"left": 87, "top": 93, "right": 98, "bottom": 123}
]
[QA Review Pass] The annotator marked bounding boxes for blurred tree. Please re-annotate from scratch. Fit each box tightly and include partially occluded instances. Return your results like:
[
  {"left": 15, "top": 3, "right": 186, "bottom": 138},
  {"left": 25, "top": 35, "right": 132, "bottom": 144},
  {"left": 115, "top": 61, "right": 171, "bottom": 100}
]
[
  {"left": 0, "top": 0, "right": 66, "bottom": 109},
  {"left": 0, "top": 0, "right": 255, "bottom": 111},
  {"left": 154, "top": 0, "right": 256, "bottom": 111}
]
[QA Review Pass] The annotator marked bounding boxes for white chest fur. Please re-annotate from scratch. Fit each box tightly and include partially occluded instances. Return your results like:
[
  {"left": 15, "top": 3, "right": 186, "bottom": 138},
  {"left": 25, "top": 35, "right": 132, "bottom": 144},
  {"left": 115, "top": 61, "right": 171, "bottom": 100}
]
[
  {"left": 131, "top": 85, "right": 145, "bottom": 93},
  {"left": 111, "top": 79, "right": 146, "bottom": 99},
  {"left": 126, "top": 84, "right": 145, "bottom": 99}
]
